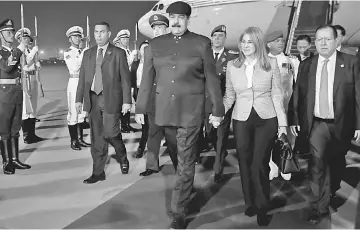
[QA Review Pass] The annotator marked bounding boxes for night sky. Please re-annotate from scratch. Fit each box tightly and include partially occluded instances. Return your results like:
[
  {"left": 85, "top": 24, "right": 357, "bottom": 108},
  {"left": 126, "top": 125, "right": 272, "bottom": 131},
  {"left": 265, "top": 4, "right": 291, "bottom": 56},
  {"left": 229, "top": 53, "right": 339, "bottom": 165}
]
[{"left": 0, "top": 1, "right": 156, "bottom": 58}]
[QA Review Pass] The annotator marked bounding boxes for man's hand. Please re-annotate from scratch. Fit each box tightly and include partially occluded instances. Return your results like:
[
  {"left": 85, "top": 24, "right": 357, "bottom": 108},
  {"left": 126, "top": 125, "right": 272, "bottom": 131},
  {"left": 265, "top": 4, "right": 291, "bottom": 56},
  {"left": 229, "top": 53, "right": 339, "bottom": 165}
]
[
  {"left": 75, "top": 102, "right": 83, "bottom": 114},
  {"left": 32, "top": 46, "right": 39, "bottom": 54},
  {"left": 209, "top": 114, "right": 223, "bottom": 129},
  {"left": 35, "top": 62, "right": 41, "bottom": 70},
  {"left": 135, "top": 114, "right": 145, "bottom": 125},
  {"left": 122, "top": 103, "right": 132, "bottom": 115},
  {"left": 354, "top": 130, "right": 360, "bottom": 143},
  {"left": 290, "top": 125, "right": 300, "bottom": 136}
]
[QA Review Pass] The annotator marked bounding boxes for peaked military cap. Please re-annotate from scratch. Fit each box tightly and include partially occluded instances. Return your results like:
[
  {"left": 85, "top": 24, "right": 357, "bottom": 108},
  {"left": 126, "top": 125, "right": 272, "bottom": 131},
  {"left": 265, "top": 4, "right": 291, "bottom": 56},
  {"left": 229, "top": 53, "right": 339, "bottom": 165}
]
[
  {"left": 149, "top": 14, "right": 169, "bottom": 28},
  {"left": 265, "top": 30, "right": 284, "bottom": 43},
  {"left": 113, "top": 29, "right": 130, "bottom": 44},
  {"left": 15, "top": 28, "right": 31, "bottom": 40},
  {"left": 211, "top": 25, "right": 226, "bottom": 36},
  {"left": 66, "top": 26, "right": 84, "bottom": 38},
  {"left": 0, "top": 19, "right": 15, "bottom": 32},
  {"left": 166, "top": 1, "right": 192, "bottom": 17}
]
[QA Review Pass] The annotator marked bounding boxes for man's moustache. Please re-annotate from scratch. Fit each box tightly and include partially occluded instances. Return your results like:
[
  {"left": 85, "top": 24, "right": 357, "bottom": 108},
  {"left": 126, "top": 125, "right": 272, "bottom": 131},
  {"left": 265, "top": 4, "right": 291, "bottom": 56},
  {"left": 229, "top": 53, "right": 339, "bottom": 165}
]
[{"left": 172, "top": 24, "right": 181, "bottom": 27}]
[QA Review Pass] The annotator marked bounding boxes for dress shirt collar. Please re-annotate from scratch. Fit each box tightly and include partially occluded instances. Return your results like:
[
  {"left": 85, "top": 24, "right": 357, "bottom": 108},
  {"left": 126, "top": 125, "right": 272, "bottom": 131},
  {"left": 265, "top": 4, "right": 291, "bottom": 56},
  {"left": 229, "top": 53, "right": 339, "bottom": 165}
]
[
  {"left": 213, "top": 47, "right": 224, "bottom": 57},
  {"left": 97, "top": 42, "right": 109, "bottom": 53},
  {"left": 318, "top": 50, "right": 337, "bottom": 64},
  {"left": 336, "top": 45, "right": 341, "bottom": 51}
]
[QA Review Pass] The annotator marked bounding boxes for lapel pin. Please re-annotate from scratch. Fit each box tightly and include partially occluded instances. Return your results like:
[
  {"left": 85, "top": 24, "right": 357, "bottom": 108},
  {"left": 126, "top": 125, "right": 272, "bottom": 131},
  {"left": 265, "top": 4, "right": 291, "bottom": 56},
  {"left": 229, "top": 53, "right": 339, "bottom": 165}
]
[
  {"left": 222, "top": 58, "right": 226, "bottom": 63},
  {"left": 107, "top": 51, "right": 112, "bottom": 55},
  {"left": 340, "top": 64, "right": 344, "bottom": 68}
]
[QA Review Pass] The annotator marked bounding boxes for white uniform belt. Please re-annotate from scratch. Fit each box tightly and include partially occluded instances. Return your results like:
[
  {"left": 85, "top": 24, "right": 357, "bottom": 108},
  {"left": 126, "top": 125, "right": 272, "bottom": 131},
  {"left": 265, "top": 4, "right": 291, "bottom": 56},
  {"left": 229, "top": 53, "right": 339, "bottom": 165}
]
[
  {"left": 0, "top": 78, "right": 22, "bottom": 85},
  {"left": 69, "top": 73, "right": 79, "bottom": 78}
]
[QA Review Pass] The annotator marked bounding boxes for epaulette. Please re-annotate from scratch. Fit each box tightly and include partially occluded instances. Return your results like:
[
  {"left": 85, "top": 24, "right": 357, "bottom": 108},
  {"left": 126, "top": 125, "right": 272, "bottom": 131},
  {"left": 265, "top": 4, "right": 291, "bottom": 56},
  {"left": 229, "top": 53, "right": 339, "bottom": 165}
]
[{"left": 228, "top": 50, "right": 239, "bottom": 54}]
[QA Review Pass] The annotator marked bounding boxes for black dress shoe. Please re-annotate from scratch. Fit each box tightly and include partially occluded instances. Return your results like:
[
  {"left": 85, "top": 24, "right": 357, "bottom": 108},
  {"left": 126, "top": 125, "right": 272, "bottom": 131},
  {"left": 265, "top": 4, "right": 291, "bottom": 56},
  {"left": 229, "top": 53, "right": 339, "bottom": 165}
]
[
  {"left": 120, "top": 158, "right": 129, "bottom": 174},
  {"left": 170, "top": 217, "right": 185, "bottom": 229},
  {"left": 79, "top": 139, "right": 91, "bottom": 147},
  {"left": 71, "top": 140, "right": 81, "bottom": 151},
  {"left": 121, "top": 126, "right": 130, "bottom": 133},
  {"left": 139, "top": 169, "right": 159, "bottom": 176},
  {"left": 244, "top": 206, "right": 256, "bottom": 217},
  {"left": 195, "top": 157, "right": 202, "bottom": 165},
  {"left": 214, "top": 173, "right": 224, "bottom": 183},
  {"left": 83, "top": 172, "right": 106, "bottom": 184},
  {"left": 127, "top": 125, "right": 138, "bottom": 132},
  {"left": 135, "top": 148, "right": 145, "bottom": 158},
  {"left": 257, "top": 213, "right": 272, "bottom": 226},
  {"left": 201, "top": 143, "right": 213, "bottom": 152},
  {"left": 308, "top": 211, "right": 330, "bottom": 225}
]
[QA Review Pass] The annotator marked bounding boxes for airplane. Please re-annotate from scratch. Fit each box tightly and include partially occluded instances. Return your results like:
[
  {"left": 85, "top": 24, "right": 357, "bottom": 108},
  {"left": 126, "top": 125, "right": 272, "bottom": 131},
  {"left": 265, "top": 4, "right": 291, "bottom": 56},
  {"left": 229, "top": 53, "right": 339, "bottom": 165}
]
[{"left": 137, "top": 0, "right": 360, "bottom": 51}]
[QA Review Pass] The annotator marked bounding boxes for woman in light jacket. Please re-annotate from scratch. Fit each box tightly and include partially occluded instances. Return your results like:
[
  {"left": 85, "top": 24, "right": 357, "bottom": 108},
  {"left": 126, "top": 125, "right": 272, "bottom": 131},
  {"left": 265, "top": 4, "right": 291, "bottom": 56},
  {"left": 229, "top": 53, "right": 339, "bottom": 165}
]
[{"left": 223, "top": 27, "right": 287, "bottom": 226}]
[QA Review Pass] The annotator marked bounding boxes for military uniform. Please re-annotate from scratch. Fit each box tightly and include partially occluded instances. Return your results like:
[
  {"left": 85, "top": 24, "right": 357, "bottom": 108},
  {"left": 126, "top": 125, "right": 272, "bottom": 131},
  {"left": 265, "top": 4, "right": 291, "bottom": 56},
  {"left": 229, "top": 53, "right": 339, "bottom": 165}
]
[
  {"left": 138, "top": 14, "right": 178, "bottom": 176},
  {"left": 205, "top": 25, "right": 238, "bottom": 179},
  {"left": 136, "top": 2, "right": 224, "bottom": 227},
  {"left": 64, "top": 26, "right": 91, "bottom": 150},
  {"left": 0, "top": 19, "right": 31, "bottom": 174},
  {"left": 15, "top": 28, "right": 44, "bottom": 144},
  {"left": 266, "top": 30, "right": 300, "bottom": 180},
  {"left": 113, "top": 29, "right": 138, "bottom": 133}
]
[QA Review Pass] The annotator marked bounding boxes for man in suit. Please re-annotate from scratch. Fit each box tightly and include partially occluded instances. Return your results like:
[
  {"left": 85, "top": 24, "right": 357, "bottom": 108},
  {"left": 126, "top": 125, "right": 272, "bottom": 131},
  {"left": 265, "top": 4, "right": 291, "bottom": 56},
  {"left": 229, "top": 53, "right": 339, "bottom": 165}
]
[
  {"left": 135, "top": 2, "right": 224, "bottom": 228},
  {"left": 136, "top": 14, "right": 178, "bottom": 176},
  {"left": 333, "top": 25, "right": 358, "bottom": 56},
  {"left": 75, "top": 21, "right": 132, "bottom": 184},
  {"left": 0, "top": 19, "right": 31, "bottom": 174},
  {"left": 113, "top": 29, "right": 138, "bottom": 133},
  {"left": 296, "top": 34, "right": 315, "bottom": 62},
  {"left": 204, "top": 25, "right": 238, "bottom": 183},
  {"left": 289, "top": 25, "right": 360, "bottom": 224}
]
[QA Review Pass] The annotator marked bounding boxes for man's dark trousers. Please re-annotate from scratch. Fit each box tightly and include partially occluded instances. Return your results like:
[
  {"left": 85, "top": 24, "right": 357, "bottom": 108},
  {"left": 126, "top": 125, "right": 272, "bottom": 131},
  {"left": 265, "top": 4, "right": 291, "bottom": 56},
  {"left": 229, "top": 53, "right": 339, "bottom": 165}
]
[{"left": 89, "top": 92, "right": 127, "bottom": 175}]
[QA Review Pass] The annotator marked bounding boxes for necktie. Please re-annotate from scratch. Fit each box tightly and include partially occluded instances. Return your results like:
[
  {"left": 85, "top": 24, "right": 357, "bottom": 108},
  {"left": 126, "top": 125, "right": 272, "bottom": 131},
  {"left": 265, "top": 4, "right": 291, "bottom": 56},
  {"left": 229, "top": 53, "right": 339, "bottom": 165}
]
[
  {"left": 319, "top": 59, "right": 329, "bottom": 118},
  {"left": 94, "top": 48, "right": 103, "bottom": 95},
  {"left": 214, "top": 52, "right": 219, "bottom": 61},
  {"left": 27, "top": 48, "right": 30, "bottom": 53}
]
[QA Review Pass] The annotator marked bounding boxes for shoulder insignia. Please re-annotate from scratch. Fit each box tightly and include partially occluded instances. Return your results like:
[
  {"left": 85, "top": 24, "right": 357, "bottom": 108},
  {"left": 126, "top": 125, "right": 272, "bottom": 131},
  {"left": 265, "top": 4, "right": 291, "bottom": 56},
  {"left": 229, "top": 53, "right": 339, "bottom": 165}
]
[
  {"left": 65, "top": 55, "right": 71, "bottom": 59},
  {"left": 228, "top": 50, "right": 239, "bottom": 55}
]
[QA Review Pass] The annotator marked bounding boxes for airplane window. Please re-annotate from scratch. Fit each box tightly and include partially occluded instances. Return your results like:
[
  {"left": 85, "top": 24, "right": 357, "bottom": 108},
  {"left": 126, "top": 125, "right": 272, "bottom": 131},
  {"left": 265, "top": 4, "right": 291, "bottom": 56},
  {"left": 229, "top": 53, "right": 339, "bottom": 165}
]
[
  {"left": 152, "top": 5, "right": 158, "bottom": 11},
  {"left": 159, "top": 4, "right": 164, "bottom": 10}
]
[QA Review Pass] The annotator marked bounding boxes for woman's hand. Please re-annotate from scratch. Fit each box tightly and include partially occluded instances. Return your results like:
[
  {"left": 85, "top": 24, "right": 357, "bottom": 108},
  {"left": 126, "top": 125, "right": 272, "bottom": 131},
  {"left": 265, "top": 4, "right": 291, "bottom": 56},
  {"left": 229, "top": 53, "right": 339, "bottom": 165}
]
[{"left": 278, "top": 126, "right": 287, "bottom": 137}]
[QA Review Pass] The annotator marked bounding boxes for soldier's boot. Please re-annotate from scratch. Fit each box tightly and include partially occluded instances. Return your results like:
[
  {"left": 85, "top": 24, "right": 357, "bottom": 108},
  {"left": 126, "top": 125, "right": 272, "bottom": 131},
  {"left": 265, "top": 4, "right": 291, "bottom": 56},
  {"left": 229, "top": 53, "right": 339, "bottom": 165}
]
[
  {"left": 125, "top": 112, "right": 138, "bottom": 132},
  {"left": 11, "top": 137, "right": 31, "bottom": 170},
  {"left": 28, "top": 118, "right": 44, "bottom": 143},
  {"left": 77, "top": 124, "right": 91, "bottom": 147},
  {"left": 22, "top": 118, "right": 31, "bottom": 144},
  {"left": 68, "top": 125, "right": 81, "bottom": 151},
  {"left": 0, "top": 139, "right": 15, "bottom": 174}
]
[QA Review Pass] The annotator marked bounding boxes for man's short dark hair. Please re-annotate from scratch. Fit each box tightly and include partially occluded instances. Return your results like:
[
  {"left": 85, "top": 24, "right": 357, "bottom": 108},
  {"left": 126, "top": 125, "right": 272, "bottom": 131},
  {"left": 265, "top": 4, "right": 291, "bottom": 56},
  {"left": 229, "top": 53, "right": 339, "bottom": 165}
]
[
  {"left": 95, "top": 21, "right": 111, "bottom": 31},
  {"left": 296, "top": 34, "right": 311, "bottom": 44},
  {"left": 333, "top": 25, "right": 346, "bottom": 36},
  {"left": 315, "top": 25, "right": 338, "bottom": 39}
]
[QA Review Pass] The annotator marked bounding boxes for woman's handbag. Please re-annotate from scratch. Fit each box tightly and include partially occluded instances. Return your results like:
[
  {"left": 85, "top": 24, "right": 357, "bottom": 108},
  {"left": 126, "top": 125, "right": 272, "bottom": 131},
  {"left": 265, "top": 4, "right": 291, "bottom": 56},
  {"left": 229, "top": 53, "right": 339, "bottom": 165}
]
[{"left": 273, "top": 133, "right": 300, "bottom": 174}]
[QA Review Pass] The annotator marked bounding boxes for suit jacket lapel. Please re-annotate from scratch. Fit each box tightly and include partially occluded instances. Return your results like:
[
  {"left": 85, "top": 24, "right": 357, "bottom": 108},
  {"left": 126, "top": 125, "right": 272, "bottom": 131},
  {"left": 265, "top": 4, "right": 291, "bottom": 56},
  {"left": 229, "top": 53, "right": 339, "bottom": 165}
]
[
  {"left": 333, "top": 51, "right": 343, "bottom": 97},
  {"left": 307, "top": 55, "right": 318, "bottom": 121},
  {"left": 102, "top": 44, "right": 113, "bottom": 66}
]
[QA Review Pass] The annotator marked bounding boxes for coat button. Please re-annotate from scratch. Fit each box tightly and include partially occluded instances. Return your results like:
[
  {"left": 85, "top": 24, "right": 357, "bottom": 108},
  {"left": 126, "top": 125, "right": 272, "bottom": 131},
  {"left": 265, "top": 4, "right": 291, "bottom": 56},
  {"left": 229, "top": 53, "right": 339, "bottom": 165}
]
[
  {"left": 172, "top": 80, "right": 174, "bottom": 83},
  {"left": 171, "top": 95, "right": 175, "bottom": 97},
  {"left": 173, "top": 66, "right": 175, "bottom": 68},
  {"left": 153, "top": 83, "right": 156, "bottom": 85}
]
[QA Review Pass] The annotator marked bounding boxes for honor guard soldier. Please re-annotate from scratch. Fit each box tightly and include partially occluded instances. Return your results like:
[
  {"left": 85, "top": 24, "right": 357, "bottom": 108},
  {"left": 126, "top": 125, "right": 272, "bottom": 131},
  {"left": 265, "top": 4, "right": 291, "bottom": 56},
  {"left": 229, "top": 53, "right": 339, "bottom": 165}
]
[
  {"left": 137, "top": 13, "right": 178, "bottom": 176},
  {"left": 135, "top": 2, "right": 224, "bottom": 228},
  {"left": 205, "top": 25, "right": 238, "bottom": 183},
  {"left": 113, "top": 29, "right": 138, "bottom": 133},
  {"left": 15, "top": 28, "right": 44, "bottom": 144},
  {"left": 266, "top": 30, "right": 299, "bottom": 181},
  {"left": 64, "top": 26, "right": 91, "bottom": 150},
  {"left": 0, "top": 19, "right": 31, "bottom": 174}
]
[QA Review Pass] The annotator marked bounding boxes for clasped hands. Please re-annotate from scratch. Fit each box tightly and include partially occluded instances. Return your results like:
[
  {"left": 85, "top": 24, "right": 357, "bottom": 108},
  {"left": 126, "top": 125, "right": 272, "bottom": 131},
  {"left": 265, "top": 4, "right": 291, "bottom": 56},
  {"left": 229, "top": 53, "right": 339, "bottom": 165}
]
[{"left": 209, "top": 114, "right": 223, "bottom": 128}]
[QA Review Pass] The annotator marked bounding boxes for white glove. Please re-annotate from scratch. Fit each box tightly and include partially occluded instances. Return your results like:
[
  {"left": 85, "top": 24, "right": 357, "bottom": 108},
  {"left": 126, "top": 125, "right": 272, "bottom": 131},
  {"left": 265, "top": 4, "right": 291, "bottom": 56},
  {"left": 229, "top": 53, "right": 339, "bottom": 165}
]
[
  {"left": 35, "top": 62, "right": 41, "bottom": 69},
  {"left": 32, "top": 46, "right": 39, "bottom": 54}
]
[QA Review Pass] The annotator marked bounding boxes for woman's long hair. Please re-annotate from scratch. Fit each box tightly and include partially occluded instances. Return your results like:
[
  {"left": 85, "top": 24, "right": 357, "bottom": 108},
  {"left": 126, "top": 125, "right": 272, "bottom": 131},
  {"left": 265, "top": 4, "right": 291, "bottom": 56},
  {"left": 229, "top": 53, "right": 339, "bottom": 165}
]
[{"left": 234, "top": 27, "right": 271, "bottom": 72}]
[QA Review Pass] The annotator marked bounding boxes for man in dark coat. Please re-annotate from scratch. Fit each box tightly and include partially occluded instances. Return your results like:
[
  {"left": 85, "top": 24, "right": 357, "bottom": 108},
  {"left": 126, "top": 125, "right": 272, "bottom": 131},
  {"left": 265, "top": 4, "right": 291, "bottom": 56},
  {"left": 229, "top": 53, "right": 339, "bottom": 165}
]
[{"left": 135, "top": 2, "right": 224, "bottom": 228}]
